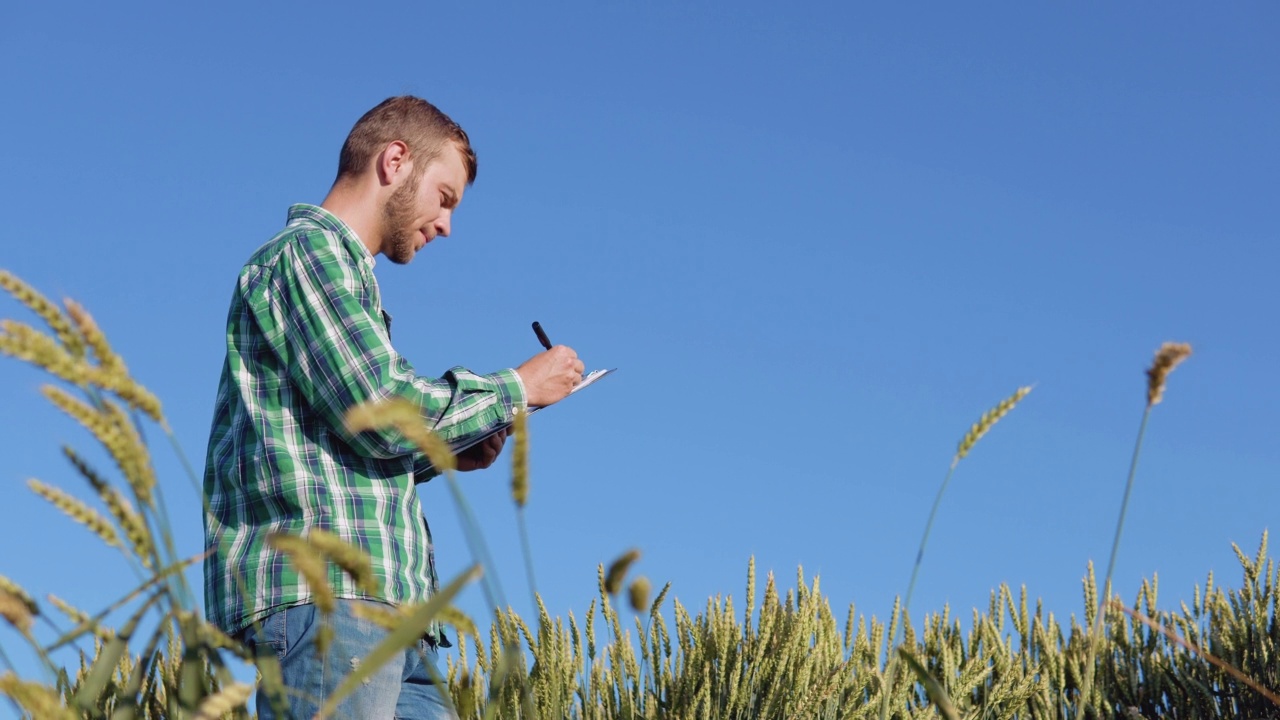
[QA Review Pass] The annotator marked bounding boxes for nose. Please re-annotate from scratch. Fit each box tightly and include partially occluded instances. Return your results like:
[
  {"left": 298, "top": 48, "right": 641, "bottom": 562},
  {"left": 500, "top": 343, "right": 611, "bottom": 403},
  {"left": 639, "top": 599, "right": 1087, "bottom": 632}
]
[{"left": 434, "top": 209, "right": 452, "bottom": 238}]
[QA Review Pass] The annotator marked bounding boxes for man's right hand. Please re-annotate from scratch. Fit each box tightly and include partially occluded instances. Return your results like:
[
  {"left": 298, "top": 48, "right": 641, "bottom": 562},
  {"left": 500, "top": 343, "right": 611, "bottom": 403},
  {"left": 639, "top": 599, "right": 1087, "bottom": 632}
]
[{"left": 516, "top": 346, "right": 585, "bottom": 407}]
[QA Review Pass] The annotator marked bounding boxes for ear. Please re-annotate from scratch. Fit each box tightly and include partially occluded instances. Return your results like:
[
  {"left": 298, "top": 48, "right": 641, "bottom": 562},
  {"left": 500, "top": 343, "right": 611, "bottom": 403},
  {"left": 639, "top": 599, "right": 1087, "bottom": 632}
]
[{"left": 376, "top": 141, "right": 412, "bottom": 187}]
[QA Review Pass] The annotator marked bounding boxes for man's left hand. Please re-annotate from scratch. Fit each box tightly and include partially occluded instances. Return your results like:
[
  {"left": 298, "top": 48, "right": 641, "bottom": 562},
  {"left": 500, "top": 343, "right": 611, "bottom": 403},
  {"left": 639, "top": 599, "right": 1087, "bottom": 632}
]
[{"left": 455, "top": 429, "right": 507, "bottom": 471}]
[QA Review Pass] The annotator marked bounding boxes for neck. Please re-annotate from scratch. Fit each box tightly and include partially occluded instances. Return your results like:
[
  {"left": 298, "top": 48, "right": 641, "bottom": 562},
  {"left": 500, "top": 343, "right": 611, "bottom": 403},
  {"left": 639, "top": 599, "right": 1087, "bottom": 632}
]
[{"left": 321, "top": 181, "right": 383, "bottom": 257}]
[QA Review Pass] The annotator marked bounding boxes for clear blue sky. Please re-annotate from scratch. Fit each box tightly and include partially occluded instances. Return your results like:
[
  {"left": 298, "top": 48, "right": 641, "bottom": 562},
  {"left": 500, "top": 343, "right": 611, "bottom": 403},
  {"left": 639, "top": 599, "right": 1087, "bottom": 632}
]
[{"left": 1, "top": 0, "right": 1276, "bottom": 693}]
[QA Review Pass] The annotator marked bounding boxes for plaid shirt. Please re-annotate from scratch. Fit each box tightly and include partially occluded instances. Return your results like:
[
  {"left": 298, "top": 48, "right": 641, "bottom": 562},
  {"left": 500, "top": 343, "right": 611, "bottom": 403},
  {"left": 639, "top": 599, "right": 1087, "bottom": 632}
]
[{"left": 203, "top": 204, "right": 525, "bottom": 636}]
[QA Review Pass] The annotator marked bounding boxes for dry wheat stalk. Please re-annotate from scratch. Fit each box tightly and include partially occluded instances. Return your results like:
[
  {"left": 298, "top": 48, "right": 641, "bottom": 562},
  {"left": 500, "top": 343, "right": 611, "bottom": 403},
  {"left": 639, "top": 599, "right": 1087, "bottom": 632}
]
[{"left": 1146, "top": 342, "right": 1192, "bottom": 407}]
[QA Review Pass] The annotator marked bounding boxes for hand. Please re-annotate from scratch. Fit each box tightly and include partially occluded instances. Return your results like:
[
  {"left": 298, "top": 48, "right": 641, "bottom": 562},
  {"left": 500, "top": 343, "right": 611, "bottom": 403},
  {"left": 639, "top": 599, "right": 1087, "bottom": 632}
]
[
  {"left": 515, "top": 345, "right": 585, "bottom": 407},
  {"left": 455, "top": 430, "right": 507, "bottom": 472}
]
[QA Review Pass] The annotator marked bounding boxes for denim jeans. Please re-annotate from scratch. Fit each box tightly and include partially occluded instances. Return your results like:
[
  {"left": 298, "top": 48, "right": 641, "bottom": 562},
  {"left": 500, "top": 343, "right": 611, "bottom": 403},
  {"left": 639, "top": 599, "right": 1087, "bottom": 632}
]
[{"left": 241, "top": 600, "right": 458, "bottom": 720}]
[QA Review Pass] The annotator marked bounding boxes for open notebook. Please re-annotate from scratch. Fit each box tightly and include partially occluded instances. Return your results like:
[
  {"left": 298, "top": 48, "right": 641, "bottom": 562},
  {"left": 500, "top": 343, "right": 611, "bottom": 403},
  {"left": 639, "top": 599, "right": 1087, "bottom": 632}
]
[{"left": 448, "top": 368, "right": 616, "bottom": 454}]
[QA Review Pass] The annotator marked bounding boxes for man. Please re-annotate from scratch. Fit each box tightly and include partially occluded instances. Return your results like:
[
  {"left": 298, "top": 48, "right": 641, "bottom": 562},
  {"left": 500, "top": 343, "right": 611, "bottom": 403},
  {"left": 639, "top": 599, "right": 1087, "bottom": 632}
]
[{"left": 202, "top": 96, "right": 582, "bottom": 719}]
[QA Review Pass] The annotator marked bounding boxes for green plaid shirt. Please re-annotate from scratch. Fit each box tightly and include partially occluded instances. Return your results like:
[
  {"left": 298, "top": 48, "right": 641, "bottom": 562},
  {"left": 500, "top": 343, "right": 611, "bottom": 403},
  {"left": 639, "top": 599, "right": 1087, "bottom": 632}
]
[{"left": 203, "top": 204, "right": 525, "bottom": 636}]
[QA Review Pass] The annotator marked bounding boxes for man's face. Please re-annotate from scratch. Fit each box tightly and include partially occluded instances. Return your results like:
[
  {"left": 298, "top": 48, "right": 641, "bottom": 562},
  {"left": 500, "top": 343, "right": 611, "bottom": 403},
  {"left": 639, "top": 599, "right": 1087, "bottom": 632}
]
[{"left": 380, "top": 142, "right": 468, "bottom": 265}]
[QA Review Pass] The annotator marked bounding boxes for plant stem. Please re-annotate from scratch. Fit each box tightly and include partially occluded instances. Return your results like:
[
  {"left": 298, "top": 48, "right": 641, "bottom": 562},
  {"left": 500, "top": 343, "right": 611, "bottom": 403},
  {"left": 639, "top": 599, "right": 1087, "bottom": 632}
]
[
  {"left": 1077, "top": 404, "right": 1151, "bottom": 718},
  {"left": 880, "top": 461, "right": 957, "bottom": 720}
]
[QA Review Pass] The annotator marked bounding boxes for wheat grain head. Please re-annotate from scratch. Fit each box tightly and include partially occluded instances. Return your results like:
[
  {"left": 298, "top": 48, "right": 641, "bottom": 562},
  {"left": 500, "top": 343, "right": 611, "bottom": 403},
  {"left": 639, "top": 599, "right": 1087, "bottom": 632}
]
[
  {"left": 605, "top": 549, "right": 642, "bottom": 596},
  {"left": 511, "top": 407, "right": 529, "bottom": 508},
  {"left": 344, "top": 397, "right": 456, "bottom": 472},
  {"left": 28, "top": 478, "right": 122, "bottom": 551},
  {"left": 954, "top": 386, "right": 1033, "bottom": 464},
  {"left": 0, "top": 270, "right": 84, "bottom": 358},
  {"left": 266, "top": 534, "right": 335, "bottom": 613},
  {"left": 1145, "top": 342, "right": 1192, "bottom": 407}
]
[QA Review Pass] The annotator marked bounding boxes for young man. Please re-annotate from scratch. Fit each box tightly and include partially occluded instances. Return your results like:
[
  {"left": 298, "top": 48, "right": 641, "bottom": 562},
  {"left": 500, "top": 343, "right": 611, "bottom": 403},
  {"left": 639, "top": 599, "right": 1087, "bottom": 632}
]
[{"left": 202, "top": 96, "right": 583, "bottom": 719}]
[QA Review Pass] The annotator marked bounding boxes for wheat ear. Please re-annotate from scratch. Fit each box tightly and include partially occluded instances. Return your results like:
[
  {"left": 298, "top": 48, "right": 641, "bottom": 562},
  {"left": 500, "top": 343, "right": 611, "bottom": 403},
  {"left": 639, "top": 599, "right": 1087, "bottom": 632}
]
[
  {"left": 605, "top": 549, "right": 642, "bottom": 596},
  {"left": 344, "top": 397, "right": 456, "bottom": 472},
  {"left": 1145, "top": 342, "right": 1192, "bottom": 407},
  {"left": 305, "top": 529, "right": 379, "bottom": 595},
  {"left": 954, "top": 386, "right": 1033, "bottom": 465},
  {"left": 511, "top": 408, "right": 529, "bottom": 507},
  {"left": 266, "top": 534, "right": 335, "bottom": 613},
  {"left": 62, "top": 298, "right": 123, "bottom": 374},
  {"left": 62, "top": 447, "right": 153, "bottom": 566},
  {"left": 191, "top": 682, "right": 255, "bottom": 720},
  {"left": 0, "top": 674, "right": 77, "bottom": 720},
  {"left": 27, "top": 478, "right": 122, "bottom": 551},
  {"left": 0, "top": 270, "right": 85, "bottom": 358},
  {"left": 0, "top": 320, "right": 93, "bottom": 388},
  {"left": 629, "top": 577, "right": 652, "bottom": 613}
]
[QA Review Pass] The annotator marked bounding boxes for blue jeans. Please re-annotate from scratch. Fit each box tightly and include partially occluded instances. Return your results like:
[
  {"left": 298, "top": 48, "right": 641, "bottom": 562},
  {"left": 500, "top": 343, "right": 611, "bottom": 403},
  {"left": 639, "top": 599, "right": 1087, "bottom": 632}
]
[{"left": 241, "top": 600, "right": 458, "bottom": 720}]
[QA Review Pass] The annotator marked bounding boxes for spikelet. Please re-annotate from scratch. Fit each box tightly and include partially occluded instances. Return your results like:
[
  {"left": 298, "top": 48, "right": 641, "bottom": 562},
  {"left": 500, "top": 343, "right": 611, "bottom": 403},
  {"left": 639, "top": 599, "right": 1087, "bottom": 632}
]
[
  {"left": 345, "top": 397, "right": 456, "bottom": 472},
  {"left": 28, "top": 478, "right": 122, "bottom": 551},
  {"left": 62, "top": 447, "right": 153, "bottom": 565},
  {"left": 629, "top": 577, "right": 652, "bottom": 613},
  {"left": 191, "top": 682, "right": 255, "bottom": 720},
  {"left": 306, "top": 529, "right": 378, "bottom": 595},
  {"left": 0, "top": 673, "right": 79, "bottom": 720},
  {"left": 267, "top": 534, "right": 335, "bottom": 613},
  {"left": 1145, "top": 342, "right": 1192, "bottom": 407},
  {"left": 954, "top": 386, "right": 1033, "bottom": 463},
  {"left": 0, "top": 270, "right": 85, "bottom": 358},
  {"left": 511, "top": 407, "right": 529, "bottom": 508},
  {"left": 605, "top": 549, "right": 642, "bottom": 596}
]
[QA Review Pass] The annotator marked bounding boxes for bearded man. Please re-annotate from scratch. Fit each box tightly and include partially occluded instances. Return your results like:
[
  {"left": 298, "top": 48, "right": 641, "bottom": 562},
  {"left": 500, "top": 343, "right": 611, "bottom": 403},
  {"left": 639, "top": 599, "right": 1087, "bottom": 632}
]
[{"left": 202, "top": 96, "right": 582, "bottom": 719}]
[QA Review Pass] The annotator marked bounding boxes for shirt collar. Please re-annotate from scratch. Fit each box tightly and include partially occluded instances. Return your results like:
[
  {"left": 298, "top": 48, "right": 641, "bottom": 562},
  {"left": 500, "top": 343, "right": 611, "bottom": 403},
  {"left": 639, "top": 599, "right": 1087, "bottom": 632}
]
[{"left": 285, "top": 203, "right": 377, "bottom": 269}]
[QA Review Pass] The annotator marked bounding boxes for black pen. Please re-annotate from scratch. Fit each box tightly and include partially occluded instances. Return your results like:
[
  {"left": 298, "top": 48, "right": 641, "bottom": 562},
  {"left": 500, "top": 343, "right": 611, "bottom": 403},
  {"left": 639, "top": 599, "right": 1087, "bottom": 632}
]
[{"left": 532, "top": 321, "right": 553, "bottom": 351}]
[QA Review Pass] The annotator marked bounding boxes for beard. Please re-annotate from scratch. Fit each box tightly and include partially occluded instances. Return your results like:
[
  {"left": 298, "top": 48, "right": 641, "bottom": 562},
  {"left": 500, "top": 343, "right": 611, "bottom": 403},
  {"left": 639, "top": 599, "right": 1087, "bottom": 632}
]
[{"left": 380, "top": 172, "right": 421, "bottom": 265}]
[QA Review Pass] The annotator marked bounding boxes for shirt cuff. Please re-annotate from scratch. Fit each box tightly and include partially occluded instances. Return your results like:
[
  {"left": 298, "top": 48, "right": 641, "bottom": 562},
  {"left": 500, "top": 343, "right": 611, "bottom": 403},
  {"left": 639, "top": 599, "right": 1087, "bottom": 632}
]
[{"left": 487, "top": 368, "right": 527, "bottom": 420}]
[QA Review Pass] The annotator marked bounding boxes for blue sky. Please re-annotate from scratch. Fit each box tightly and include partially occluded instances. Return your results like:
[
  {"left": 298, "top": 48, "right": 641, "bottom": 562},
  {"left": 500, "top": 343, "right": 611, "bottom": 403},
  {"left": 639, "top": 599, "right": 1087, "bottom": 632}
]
[{"left": 1, "top": 0, "right": 1276, "bottom": 693}]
